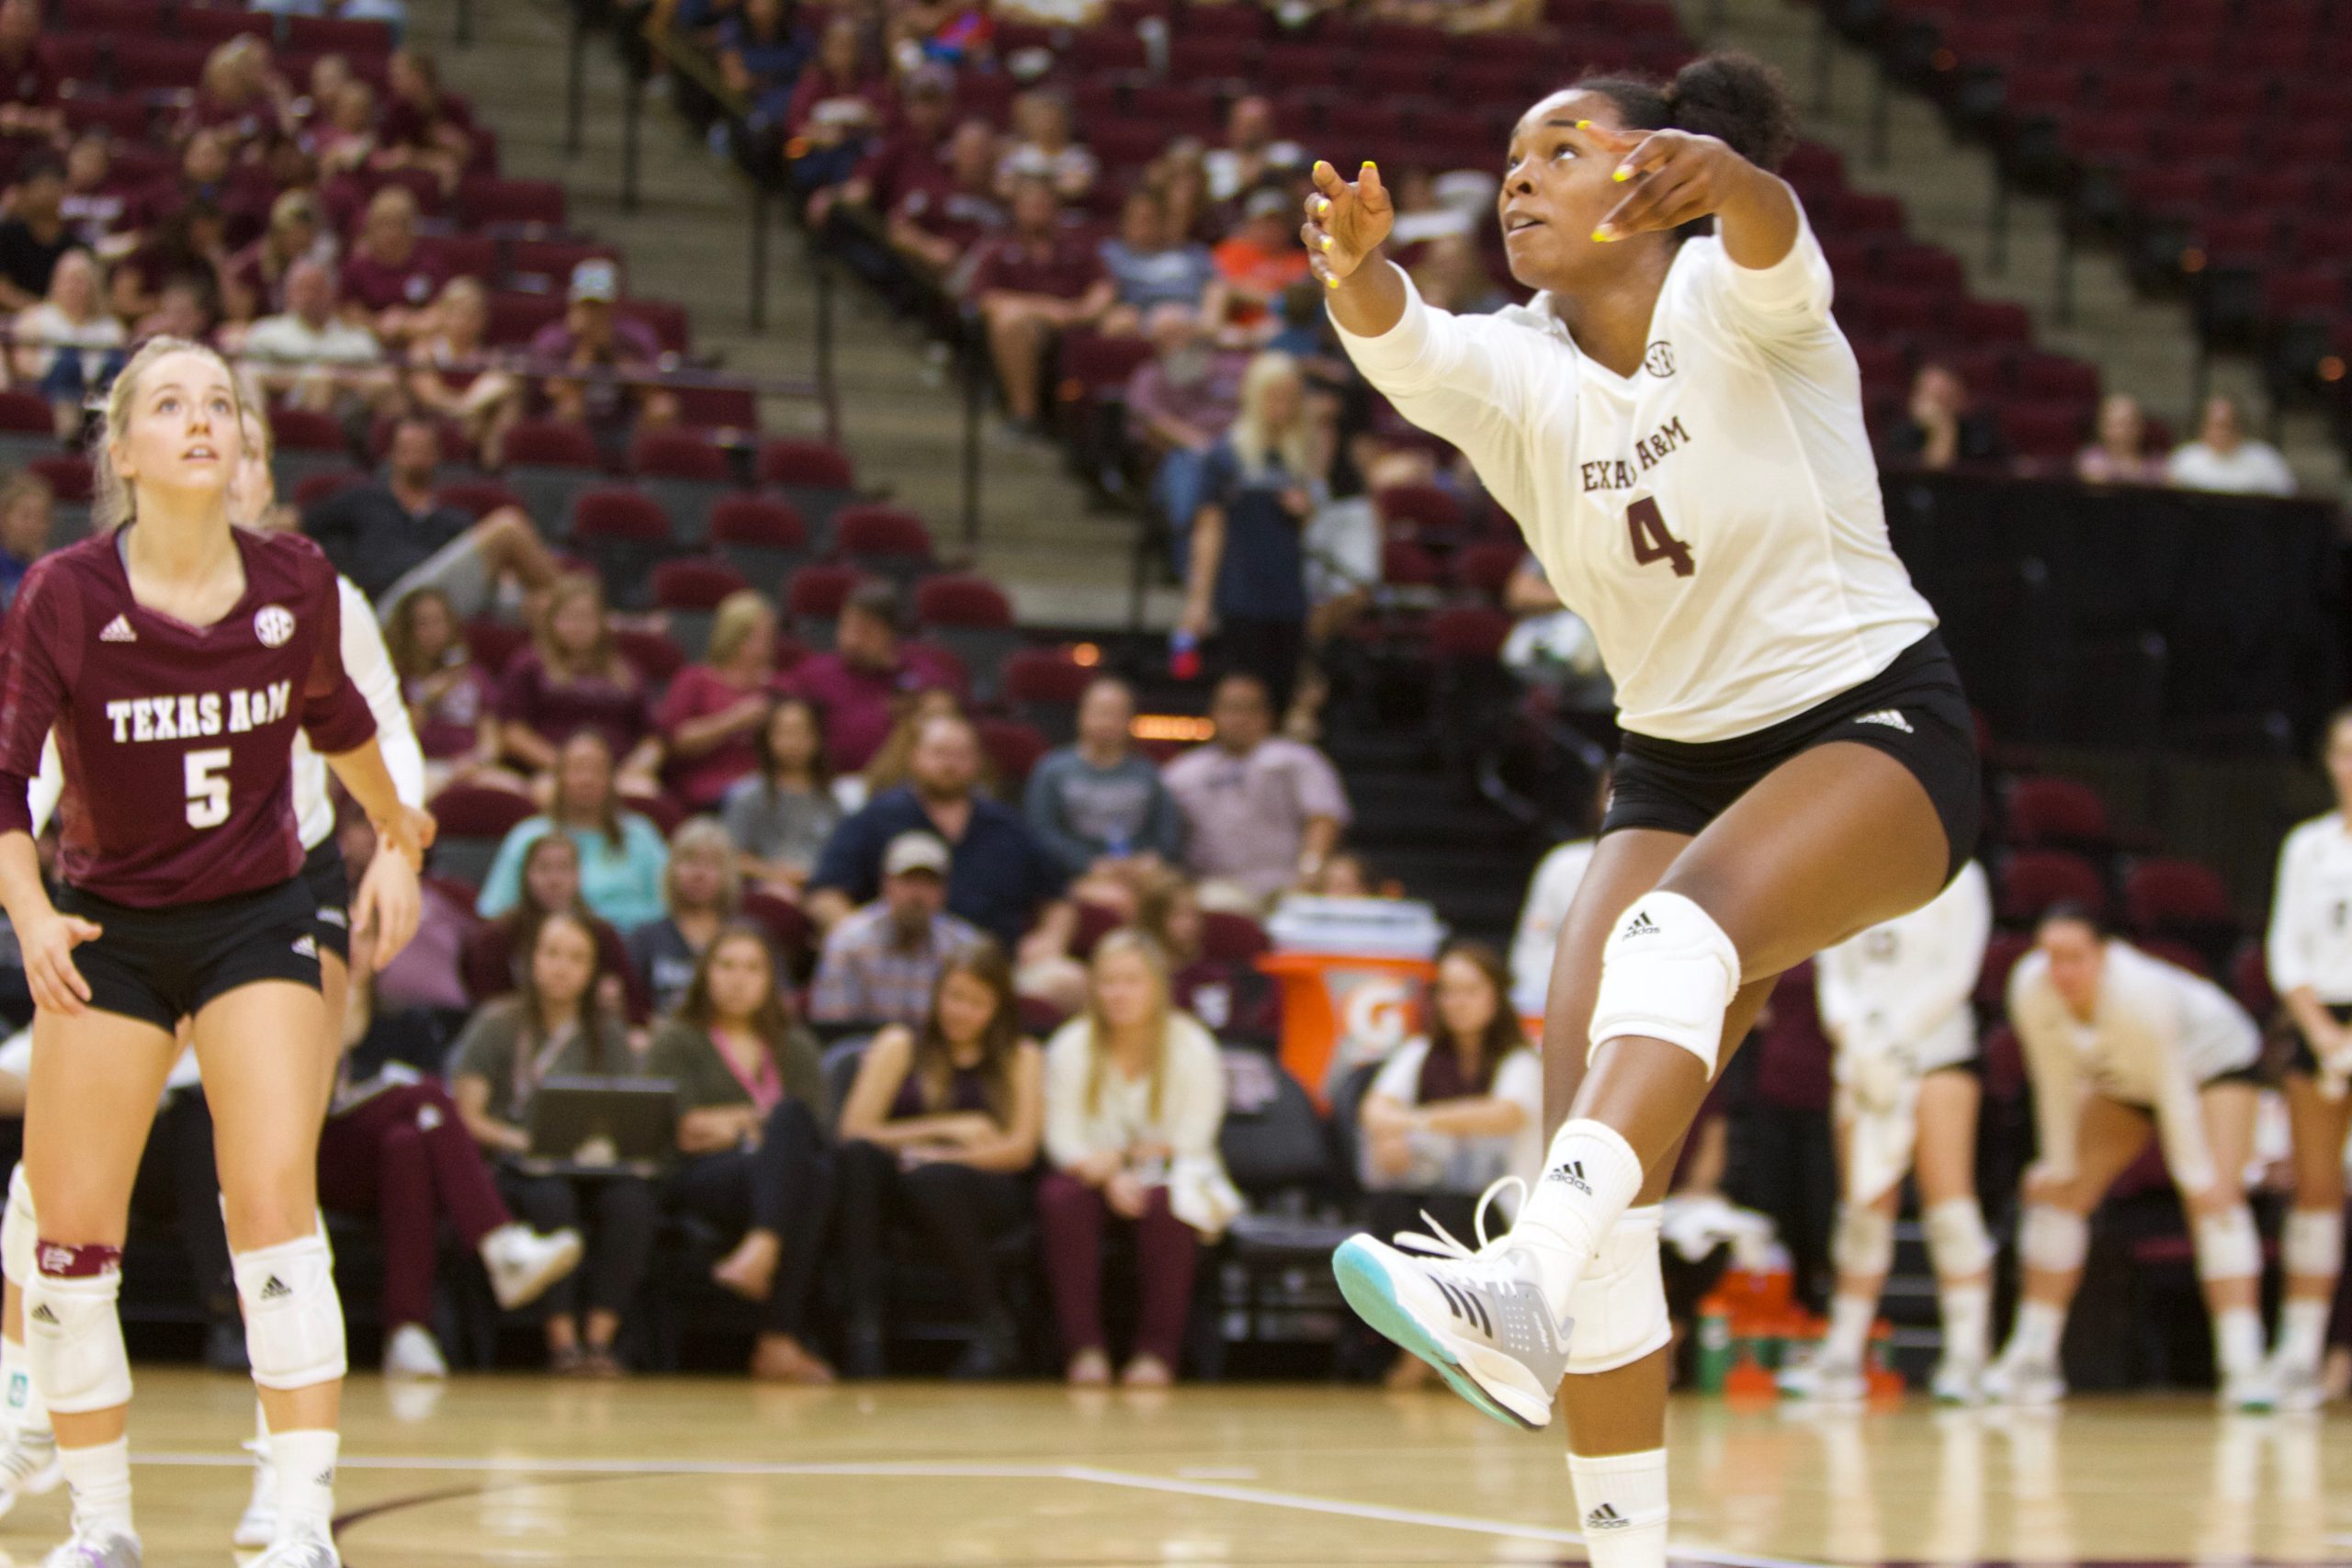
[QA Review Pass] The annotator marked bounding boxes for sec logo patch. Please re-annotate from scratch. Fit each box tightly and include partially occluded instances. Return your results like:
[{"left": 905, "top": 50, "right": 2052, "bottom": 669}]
[
  {"left": 1643, "top": 341, "right": 1676, "bottom": 378},
  {"left": 254, "top": 604, "right": 296, "bottom": 647}
]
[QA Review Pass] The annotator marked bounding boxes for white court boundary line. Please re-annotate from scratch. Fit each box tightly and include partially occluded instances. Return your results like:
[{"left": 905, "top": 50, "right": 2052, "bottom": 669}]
[{"left": 124, "top": 1450, "right": 1836, "bottom": 1568}]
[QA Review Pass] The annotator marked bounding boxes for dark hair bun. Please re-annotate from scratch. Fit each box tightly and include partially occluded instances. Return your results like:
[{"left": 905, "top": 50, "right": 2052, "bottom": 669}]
[{"left": 1668, "top": 52, "right": 1798, "bottom": 173}]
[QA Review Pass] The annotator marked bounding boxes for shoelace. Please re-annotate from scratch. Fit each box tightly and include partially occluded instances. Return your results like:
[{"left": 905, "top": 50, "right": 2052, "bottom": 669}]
[{"left": 1391, "top": 1176, "right": 1526, "bottom": 1265}]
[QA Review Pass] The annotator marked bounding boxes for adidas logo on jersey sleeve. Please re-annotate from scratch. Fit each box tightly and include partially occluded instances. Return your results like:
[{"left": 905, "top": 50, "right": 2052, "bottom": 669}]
[
  {"left": 98, "top": 615, "right": 135, "bottom": 643},
  {"left": 1853, "top": 709, "right": 1914, "bottom": 733}
]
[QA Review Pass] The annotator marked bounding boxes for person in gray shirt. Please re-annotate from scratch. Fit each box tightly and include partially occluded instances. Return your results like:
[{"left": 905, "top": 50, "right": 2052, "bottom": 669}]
[
  {"left": 722, "top": 698, "right": 844, "bottom": 892},
  {"left": 1023, "top": 677, "right": 1184, "bottom": 879}
]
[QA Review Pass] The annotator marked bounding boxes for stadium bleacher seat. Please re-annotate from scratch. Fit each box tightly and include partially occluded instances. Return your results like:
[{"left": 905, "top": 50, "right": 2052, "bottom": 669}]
[
  {"left": 914, "top": 573, "right": 1020, "bottom": 701},
  {"left": 784, "top": 561, "right": 857, "bottom": 649},
  {"left": 629, "top": 427, "right": 737, "bottom": 549},
  {"left": 570, "top": 489, "right": 674, "bottom": 609},
  {"left": 1996, "top": 849, "right": 2108, "bottom": 925},
  {"left": 502, "top": 420, "right": 605, "bottom": 537},
  {"left": 708, "top": 495, "right": 812, "bottom": 593},
  {"left": 426, "top": 784, "right": 537, "bottom": 886},
  {"left": 650, "top": 557, "right": 752, "bottom": 661}
]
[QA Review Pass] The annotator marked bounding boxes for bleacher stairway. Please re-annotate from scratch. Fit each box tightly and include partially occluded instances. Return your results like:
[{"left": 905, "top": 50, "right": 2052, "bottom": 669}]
[{"left": 405, "top": 0, "right": 1165, "bottom": 626}]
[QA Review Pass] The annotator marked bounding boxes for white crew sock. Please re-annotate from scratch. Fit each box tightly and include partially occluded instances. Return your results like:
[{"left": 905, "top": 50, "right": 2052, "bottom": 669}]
[
  {"left": 2213, "top": 1307, "right": 2265, "bottom": 1379},
  {"left": 269, "top": 1427, "right": 338, "bottom": 1538},
  {"left": 1511, "top": 1120, "right": 1645, "bottom": 1311},
  {"left": 58, "top": 1437, "right": 132, "bottom": 1536},
  {"left": 2276, "top": 1298, "right": 2332, "bottom": 1376},
  {"left": 2006, "top": 1299, "right": 2066, "bottom": 1364},
  {"left": 1567, "top": 1448, "right": 1668, "bottom": 1568},
  {"left": 1938, "top": 1280, "right": 1991, "bottom": 1369},
  {"left": 2, "top": 1332, "right": 49, "bottom": 1438},
  {"left": 1820, "top": 1292, "right": 1876, "bottom": 1369}
]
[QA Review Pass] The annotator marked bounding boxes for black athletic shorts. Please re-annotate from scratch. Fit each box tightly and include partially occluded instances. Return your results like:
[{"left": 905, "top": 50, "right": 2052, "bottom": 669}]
[
  {"left": 54, "top": 875, "right": 322, "bottom": 1032},
  {"left": 2284, "top": 1000, "right": 2352, "bottom": 1079},
  {"left": 2109, "top": 1060, "right": 2268, "bottom": 1112},
  {"left": 1600, "top": 631, "right": 1982, "bottom": 884},
  {"left": 300, "top": 837, "right": 351, "bottom": 964}
]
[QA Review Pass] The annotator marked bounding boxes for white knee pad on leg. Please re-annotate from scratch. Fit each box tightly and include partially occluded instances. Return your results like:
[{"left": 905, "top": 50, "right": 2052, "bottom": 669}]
[
  {"left": 4, "top": 1167, "right": 36, "bottom": 1290},
  {"left": 1564, "top": 1206, "right": 1672, "bottom": 1376},
  {"left": 2018, "top": 1206, "right": 2088, "bottom": 1273},
  {"left": 2283, "top": 1209, "right": 2343, "bottom": 1280},
  {"left": 233, "top": 1235, "right": 346, "bottom": 1391},
  {"left": 1588, "top": 892, "right": 1740, "bottom": 1077},
  {"left": 1833, "top": 1203, "right": 1894, "bottom": 1280},
  {"left": 2193, "top": 1206, "right": 2261, "bottom": 1284},
  {"left": 27, "top": 1264, "right": 130, "bottom": 1415},
  {"left": 1923, "top": 1199, "right": 1993, "bottom": 1280}
]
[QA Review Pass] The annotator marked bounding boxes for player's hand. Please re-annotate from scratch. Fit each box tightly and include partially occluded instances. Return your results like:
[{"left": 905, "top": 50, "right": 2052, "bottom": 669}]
[
  {"left": 1302, "top": 159, "right": 1392, "bottom": 288},
  {"left": 354, "top": 847, "right": 422, "bottom": 971},
  {"left": 1583, "top": 124, "right": 1754, "bottom": 243},
  {"left": 374, "top": 803, "right": 436, "bottom": 874},
  {"left": 22, "top": 909, "right": 99, "bottom": 1016}
]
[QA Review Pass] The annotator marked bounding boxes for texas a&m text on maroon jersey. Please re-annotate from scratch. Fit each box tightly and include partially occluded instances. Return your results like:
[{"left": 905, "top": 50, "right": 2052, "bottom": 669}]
[{"left": 0, "top": 526, "right": 376, "bottom": 908}]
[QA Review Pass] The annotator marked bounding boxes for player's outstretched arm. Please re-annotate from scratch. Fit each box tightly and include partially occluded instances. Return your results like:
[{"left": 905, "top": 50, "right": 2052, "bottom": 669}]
[{"left": 1582, "top": 122, "right": 1799, "bottom": 271}]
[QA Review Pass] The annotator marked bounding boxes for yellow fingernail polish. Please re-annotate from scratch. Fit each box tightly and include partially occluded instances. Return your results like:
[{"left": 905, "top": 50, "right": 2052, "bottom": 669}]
[
  {"left": 1363, "top": 161, "right": 1376, "bottom": 174},
  {"left": 1592, "top": 227, "right": 1614, "bottom": 242},
  {"left": 1612, "top": 165, "right": 1632, "bottom": 181},
  {"left": 1575, "top": 119, "right": 1591, "bottom": 129},
  {"left": 1326, "top": 276, "right": 1340, "bottom": 288},
  {"left": 1320, "top": 236, "right": 1334, "bottom": 251}
]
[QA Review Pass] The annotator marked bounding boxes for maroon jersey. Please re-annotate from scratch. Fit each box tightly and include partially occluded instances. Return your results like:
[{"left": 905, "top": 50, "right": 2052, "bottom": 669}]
[{"left": 0, "top": 526, "right": 377, "bottom": 908}]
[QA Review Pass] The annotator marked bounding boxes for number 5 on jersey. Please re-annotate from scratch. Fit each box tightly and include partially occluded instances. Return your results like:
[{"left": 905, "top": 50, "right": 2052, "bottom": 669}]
[
  {"left": 186, "top": 748, "right": 231, "bottom": 829},
  {"left": 1626, "top": 497, "right": 1695, "bottom": 578}
]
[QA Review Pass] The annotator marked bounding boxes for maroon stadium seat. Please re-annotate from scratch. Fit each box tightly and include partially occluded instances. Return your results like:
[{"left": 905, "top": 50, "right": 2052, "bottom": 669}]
[
  {"left": 458, "top": 176, "right": 567, "bottom": 232},
  {"left": 975, "top": 716, "right": 1048, "bottom": 791},
  {"left": 435, "top": 479, "right": 528, "bottom": 521},
  {"left": 914, "top": 572, "right": 1013, "bottom": 628},
  {"left": 628, "top": 426, "right": 732, "bottom": 482},
  {"left": 650, "top": 558, "right": 750, "bottom": 611},
  {"left": 614, "top": 626, "right": 686, "bottom": 685},
  {"left": 27, "top": 453, "right": 92, "bottom": 503},
  {"left": 1974, "top": 930, "right": 2033, "bottom": 1015},
  {"left": 463, "top": 619, "right": 530, "bottom": 679},
  {"left": 2123, "top": 858, "right": 2234, "bottom": 934},
  {"left": 1001, "top": 647, "right": 1095, "bottom": 709},
  {"left": 1451, "top": 540, "right": 1523, "bottom": 601},
  {"left": 1426, "top": 604, "right": 1511, "bottom": 661},
  {"left": 2004, "top": 774, "right": 2113, "bottom": 849},
  {"left": 1996, "top": 850, "right": 2108, "bottom": 924},
  {"left": 756, "top": 438, "right": 854, "bottom": 491},
  {"left": 2229, "top": 941, "right": 2278, "bottom": 1021}
]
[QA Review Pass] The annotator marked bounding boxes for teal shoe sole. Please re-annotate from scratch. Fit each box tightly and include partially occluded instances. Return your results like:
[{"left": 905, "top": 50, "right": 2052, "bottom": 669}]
[{"left": 1332, "top": 1238, "right": 1542, "bottom": 1432}]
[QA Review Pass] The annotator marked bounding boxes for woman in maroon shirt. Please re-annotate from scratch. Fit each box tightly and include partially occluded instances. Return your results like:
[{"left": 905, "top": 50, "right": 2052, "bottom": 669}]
[
  {"left": 0, "top": 339, "right": 432, "bottom": 1566},
  {"left": 782, "top": 17, "right": 892, "bottom": 201},
  {"left": 659, "top": 590, "right": 795, "bottom": 812},
  {"left": 497, "top": 575, "right": 663, "bottom": 796},
  {"left": 379, "top": 49, "right": 476, "bottom": 195},
  {"left": 384, "top": 585, "right": 517, "bottom": 797}
]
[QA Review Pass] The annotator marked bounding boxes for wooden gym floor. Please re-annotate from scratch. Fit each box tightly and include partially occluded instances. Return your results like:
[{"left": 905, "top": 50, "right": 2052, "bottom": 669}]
[{"left": 14, "top": 1370, "right": 2352, "bottom": 1566}]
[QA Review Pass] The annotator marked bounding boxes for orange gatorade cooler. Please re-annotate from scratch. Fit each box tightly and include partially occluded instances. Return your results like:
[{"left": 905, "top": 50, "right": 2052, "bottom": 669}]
[{"left": 1257, "top": 896, "right": 1446, "bottom": 1106}]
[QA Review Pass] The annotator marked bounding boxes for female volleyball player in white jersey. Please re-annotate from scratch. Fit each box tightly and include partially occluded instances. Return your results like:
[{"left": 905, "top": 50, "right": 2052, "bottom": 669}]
[
  {"left": 1783, "top": 861, "right": 1993, "bottom": 1404},
  {"left": 1988, "top": 906, "right": 2267, "bottom": 1410},
  {"left": 2262, "top": 706, "right": 2352, "bottom": 1410},
  {"left": 1310, "top": 54, "right": 1981, "bottom": 1568}
]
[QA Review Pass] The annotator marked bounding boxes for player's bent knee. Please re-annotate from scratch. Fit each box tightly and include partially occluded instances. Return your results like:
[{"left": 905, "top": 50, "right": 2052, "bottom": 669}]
[
  {"left": 234, "top": 1235, "right": 346, "bottom": 1391},
  {"left": 28, "top": 1247, "right": 130, "bottom": 1414},
  {"left": 1589, "top": 892, "right": 1741, "bottom": 1077},
  {"left": 3, "top": 1167, "right": 37, "bottom": 1290},
  {"left": 2018, "top": 1205, "right": 2088, "bottom": 1274},
  {"left": 1564, "top": 1205, "right": 1672, "bottom": 1377},
  {"left": 1833, "top": 1202, "right": 1894, "bottom": 1280},
  {"left": 2284, "top": 1208, "right": 2344, "bottom": 1281},
  {"left": 1922, "top": 1198, "right": 1992, "bottom": 1280},
  {"left": 2192, "top": 1205, "right": 2260, "bottom": 1283}
]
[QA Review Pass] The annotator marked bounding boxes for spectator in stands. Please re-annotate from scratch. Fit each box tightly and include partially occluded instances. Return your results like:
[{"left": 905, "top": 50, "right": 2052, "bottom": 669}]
[
  {"left": 1099, "top": 191, "right": 1222, "bottom": 338},
  {"left": 240, "top": 255, "right": 400, "bottom": 415},
  {"left": 479, "top": 732, "right": 673, "bottom": 931},
  {"left": 1882, "top": 361, "right": 2006, "bottom": 472},
  {"left": 1410, "top": 232, "right": 1508, "bottom": 316},
  {"left": 0, "top": 154, "right": 75, "bottom": 312},
  {"left": 1164, "top": 673, "right": 1351, "bottom": 908},
  {"left": 532, "top": 258, "right": 679, "bottom": 445},
  {"left": 1211, "top": 188, "right": 1314, "bottom": 331},
  {"left": 379, "top": 48, "right": 477, "bottom": 194},
  {"left": 458, "top": 830, "right": 648, "bottom": 1022},
  {"left": 297, "top": 52, "right": 356, "bottom": 135},
  {"left": 1039, "top": 931, "right": 1238, "bottom": 1387},
  {"left": 724, "top": 697, "right": 843, "bottom": 892},
  {"left": 1203, "top": 96, "right": 1303, "bottom": 205},
  {"left": 227, "top": 189, "right": 336, "bottom": 324},
  {"left": 2167, "top": 394, "right": 2296, "bottom": 496},
  {"left": 808, "top": 829, "right": 986, "bottom": 1026},
  {"left": 835, "top": 940, "right": 1044, "bottom": 1378},
  {"left": 408, "top": 276, "right": 527, "bottom": 468},
  {"left": 1136, "top": 871, "right": 1275, "bottom": 1044},
  {"left": 181, "top": 35, "right": 295, "bottom": 153},
  {"left": 965, "top": 175, "right": 1114, "bottom": 430},
  {"left": 1179, "top": 352, "right": 1325, "bottom": 714},
  {"left": 59, "top": 135, "right": 128, "bottom": 250},
  {"left": 1024, "top": 677, "right": 1184, "bottom": 880},
  {"left": 256, "top": 0, "right": 408, "bottom": 26},
  {"left": 720, "top": 0, "right": 818, "bottom": 125},
  {"left": 995, "top": 88, "right": 1095, "bottom": 204},
  {"left": 852, "top": 687, "right": 989, "bottom": 810},
  {"left": 114, "top": 198, "right": 239, "bottom": 334},
  {"left": 2074, "top": 391, "right": 2167, "bottom": 487},
  {"left": 0, "top": 0, "right": 61, "bottom": 142},
  {"left": 647, "top": 925, "right": 834, "bottom": 1382},
  {"left": 661, "top": 591, "right": 791, "bottom": 812},
  {"left": 628, "top": 818, "right": 742, "bottom": 1015},
  {"left": 782, "top": 16, "right": 891, "bottom": 199},
  {"left": 1150, "top": 140, "right": 1215, "bottom": 245},
  {"left": 135, "top": 275, "right": 221, "bottom": 346},
  {"left": 1385, "top": 167, "right": 1479, "bottom": 254},
  {"left": 383, "top": 583, "right": 517, "bottom": 796},
  {"left": 884, "top": 118, "right": 1005, "bottom": 288},
  {"left": 788, "top": 579, "right": 964, "bottom": 774},
  {"left": 451, "top": 910, "right": 660, "bottom": 1377},
  {"left": 1353, "top": 942, "right": 1541, "bottom": 1369},
  {"left": 1128, "top": 304, "right": 1250, "bottom": 553},
  {"left": 1508, "top": 783, "right": 1600, "bottom": 1019},
  {"left": 809, "top": 712, "right": 1071, "bottom": 946},
  {"left": 819, "top": 62, "right": 953, "bottom": 228},
  {"left": 0, "top": 469, "right": 51, "bottom": 618},
  {"left": 496, "top": 575, "right": 665, "bottom": 794},
  {"left": 316, "top": 78, "right": 382, "bottom": 180},
  {"left": 12, "top": 248, "right": 124, "bottom": 437},
  {"left": 305, "top": 414, "right": 557, "bottom": 617},
  {"left": 340, "top": 186, "right": 446, "bottom": 345}
]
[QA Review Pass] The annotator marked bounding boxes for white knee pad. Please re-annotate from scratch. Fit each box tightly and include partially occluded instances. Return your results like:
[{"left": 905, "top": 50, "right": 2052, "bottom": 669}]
[
  {"left": 4, "top": 1167, "right": 36, "bottom": 1291},
  {"left": 27, "top": 1261, "right": 130, "bottom": 1415},
  {"left": 1588, "top": 892, "right": 1740, "bottom": 1077},
  {"left": 1923, "top": 1198, "right": 1993, "bottom": 1280},
  {"left": 2283, "top": 1208, "right": 2344, "bottom": 1281},
  {"left": 2193, "top": 1205, "right": 2261, "bottom": 1284},
  {"left": 233, "top": 1235, "right": 346, "bottom": 1392},
  {"left": 1833, "top": 1202, "right": 1894, "bottom": 1280},
  {"left": 2018, "top": 1206, "right": 2088, "bottom": 1273},
  {"left": 1564, "top": 1205, "right": 1672, "bottom": 1376}
]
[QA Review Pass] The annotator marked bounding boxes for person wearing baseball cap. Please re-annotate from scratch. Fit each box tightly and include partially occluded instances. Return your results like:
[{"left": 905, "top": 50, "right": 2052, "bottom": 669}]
[
  {"left": 530, "top": 257, "right": 677, "bottom": 440},
  {"left": 807, "top": 829, "right": 987, "bottom": 1028}
]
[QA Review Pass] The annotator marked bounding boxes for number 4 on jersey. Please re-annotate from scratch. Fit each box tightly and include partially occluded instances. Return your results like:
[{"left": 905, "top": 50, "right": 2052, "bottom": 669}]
[{"left": 1625, "top": 497, "right": 1695, "bottom": 578}]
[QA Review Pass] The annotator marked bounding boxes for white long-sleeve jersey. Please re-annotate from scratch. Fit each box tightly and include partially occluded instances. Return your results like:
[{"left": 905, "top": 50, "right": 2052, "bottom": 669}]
[
  {"left": 1332, "top": 209, "right": 1937, "bottom": 744},
  {"left": 1815, "top": 860, "right": 1990, "bottom": 1076},
  {"left": 29, "top": 575, "right": 424, "bottom": 846},
  {"left": 2007, "top": 940, "right": 2259, "bottom": 1193},
  {"left": 2266, "top": 812, "right": 2352, "bottom": 1004}
]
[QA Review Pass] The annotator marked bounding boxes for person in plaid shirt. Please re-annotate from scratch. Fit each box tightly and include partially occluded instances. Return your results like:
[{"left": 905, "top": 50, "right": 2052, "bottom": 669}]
[{"left": 807, "top": 831, "right": 984, "bottom": 1028}]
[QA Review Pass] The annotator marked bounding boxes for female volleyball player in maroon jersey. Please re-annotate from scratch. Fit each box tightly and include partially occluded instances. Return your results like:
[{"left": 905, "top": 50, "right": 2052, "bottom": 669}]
[{"left": 0, "top": 339, "right": 433, "bottom": 1568}]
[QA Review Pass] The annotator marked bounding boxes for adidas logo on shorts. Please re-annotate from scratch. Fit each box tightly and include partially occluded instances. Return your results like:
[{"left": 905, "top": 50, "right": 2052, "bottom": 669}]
[
  {"left": 28, "top": 1305, "right": 55, "bottom": 1326},
  {"left": 290, "top": 935, "right": 318, "bottom": 959},
  {"left": 261, "top": 1275, "right": 292, "bottom": 1302},
  {"left": 98, "top": 615, "right": 135, "bottom": 643},
  {"left": 1620, "top": 911, "right": 1659, "bottom": 941},
  {"left": 1853, "top": 708, "right": 1914, "bottom": 734},
  {"left": 1544, "top": 1159, "right": 1593, "bottom": 1195},
  {"left": 317, "top": 908, "right": 347, "bottom": 928},
  {"left": 1586, "top": 1504, "right": 1631, "bottom": 1530}
]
